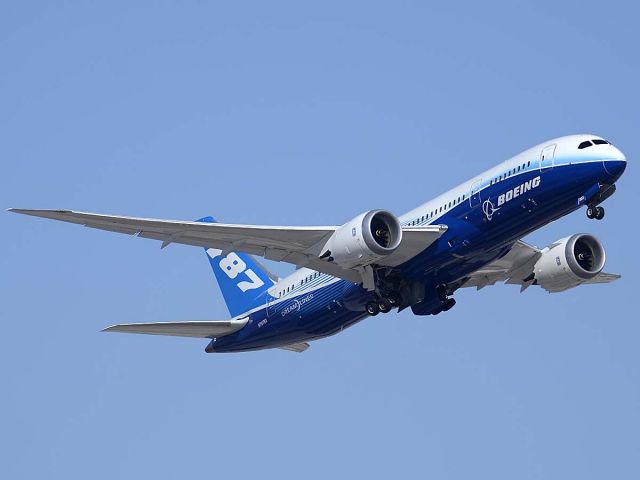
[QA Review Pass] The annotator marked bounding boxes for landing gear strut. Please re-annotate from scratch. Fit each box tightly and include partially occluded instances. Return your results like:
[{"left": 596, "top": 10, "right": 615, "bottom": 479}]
[{"left": 586, "top": 205, "right": 605, "bottom": 220}]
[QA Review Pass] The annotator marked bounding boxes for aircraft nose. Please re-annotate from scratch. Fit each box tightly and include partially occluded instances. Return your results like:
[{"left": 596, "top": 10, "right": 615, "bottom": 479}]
[
  {"left": 611, "top": 145, "right": 626, "bottom": 162},
  {"left": 603, "top": 147, "right": 627, "bottom": 179}
]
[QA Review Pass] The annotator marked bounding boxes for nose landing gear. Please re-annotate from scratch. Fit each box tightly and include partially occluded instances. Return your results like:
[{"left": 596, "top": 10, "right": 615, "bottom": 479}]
[{"left": 586, "top": 205, "right": 605, "bottom": 220}]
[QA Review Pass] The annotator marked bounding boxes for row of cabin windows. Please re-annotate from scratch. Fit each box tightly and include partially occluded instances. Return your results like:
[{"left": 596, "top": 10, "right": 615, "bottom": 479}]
[
  {"left": 406, "top": 158, "right": 534, "bottom": 226},
  {"left": 277, "top": 271, "right": 322, "bottom": 298},
  {"left": 490, "top": 160, "right": 531, "bottom": 186},
  {"left": 407, "top": 193, "right": 468, "bottom": 226}
]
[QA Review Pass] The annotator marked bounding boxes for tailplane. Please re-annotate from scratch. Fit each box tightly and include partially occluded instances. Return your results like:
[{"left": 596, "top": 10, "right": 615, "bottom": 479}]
[{"left": 197, "top": 216, "right": 275, "bottom": 317}]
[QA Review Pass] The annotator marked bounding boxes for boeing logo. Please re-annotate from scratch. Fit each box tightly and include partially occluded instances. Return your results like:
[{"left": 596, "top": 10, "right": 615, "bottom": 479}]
[
  {"left": 482, "top": 199, "right": 500, "bottom": 220},
  {"left": 497, "top": 176, "right": 541, "bottom": 206},
  {"left": 483, "top": 175, "right": 542, "bottom": 220}
]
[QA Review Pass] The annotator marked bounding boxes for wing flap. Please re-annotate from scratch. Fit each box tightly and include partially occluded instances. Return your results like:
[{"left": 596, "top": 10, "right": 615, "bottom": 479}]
[{"left": 102, "top": 318, "right": 248, "bottom": 338}]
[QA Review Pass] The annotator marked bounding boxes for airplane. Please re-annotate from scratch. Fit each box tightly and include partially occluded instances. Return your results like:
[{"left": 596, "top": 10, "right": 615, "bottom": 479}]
[{"left": 9, "top": 134, "right": 627, "bottom": 353}]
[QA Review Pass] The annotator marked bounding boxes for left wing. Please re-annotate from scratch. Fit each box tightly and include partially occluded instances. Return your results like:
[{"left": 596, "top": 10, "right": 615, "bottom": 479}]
[
  {"left": 461, "top": 240, "right": 620, "bottom": 292},
  {"left": 8, "top": 209, "right": 446, "bottom": 285}
]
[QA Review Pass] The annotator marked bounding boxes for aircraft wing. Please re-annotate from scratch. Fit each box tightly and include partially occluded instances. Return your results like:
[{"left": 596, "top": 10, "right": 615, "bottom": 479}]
[
  {"left": 461, "top": 240, "right": 620, "bottom": 292},
  {"left": 582, "top": 272, "right": 621, "bottom": 284},
  {"left": 8, "top": 209, "right": 446, "bottom": 284},
  {"left": 103, "top": 318, "right": 248, "bottom": 338}
]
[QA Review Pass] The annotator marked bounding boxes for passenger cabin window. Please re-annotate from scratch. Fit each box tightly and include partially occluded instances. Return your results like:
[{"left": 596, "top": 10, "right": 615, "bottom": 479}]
[{"left": 578, "top": 140, "right": 593, "bottom": 149}]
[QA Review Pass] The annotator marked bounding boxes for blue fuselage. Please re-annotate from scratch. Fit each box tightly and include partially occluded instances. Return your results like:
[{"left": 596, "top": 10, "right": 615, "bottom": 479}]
[{"left": 210, "top": 152, "right": 626, "bottom": 353}]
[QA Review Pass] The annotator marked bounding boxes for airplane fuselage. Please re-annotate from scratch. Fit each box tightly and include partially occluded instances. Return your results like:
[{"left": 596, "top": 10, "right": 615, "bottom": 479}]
[{"left": 209, "top": 135, "right": 626, "bottom": 352}]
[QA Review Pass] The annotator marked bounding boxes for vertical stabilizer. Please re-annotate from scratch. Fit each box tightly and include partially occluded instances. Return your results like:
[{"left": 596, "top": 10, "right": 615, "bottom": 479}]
[{"left": 197, "top": 216, "right": 275, "bottom": 317}]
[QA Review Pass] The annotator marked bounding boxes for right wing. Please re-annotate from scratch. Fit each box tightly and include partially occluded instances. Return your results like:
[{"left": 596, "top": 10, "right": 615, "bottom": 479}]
[
  {"left": 461, "top": 240, "right": 542, "bottom": 290},
  {"left": 461, "top": 240, "right": 620, "bottom": 292},
  {"left": 103, "top": 318, "right": 248, "bottom": 338}
]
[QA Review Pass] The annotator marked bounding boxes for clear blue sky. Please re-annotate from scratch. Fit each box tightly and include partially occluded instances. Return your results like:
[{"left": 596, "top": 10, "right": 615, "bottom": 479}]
[{"left": 2, "top": 1, "right": 639, "bottom": 478}]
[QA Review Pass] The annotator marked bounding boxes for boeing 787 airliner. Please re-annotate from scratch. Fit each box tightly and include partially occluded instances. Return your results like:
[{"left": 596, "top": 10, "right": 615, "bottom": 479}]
[{"left": 10, "top": 134, "right": 627, "bottom": 353}]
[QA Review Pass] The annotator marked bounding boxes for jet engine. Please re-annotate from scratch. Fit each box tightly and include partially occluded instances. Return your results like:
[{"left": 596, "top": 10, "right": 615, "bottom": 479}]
[
  {"left": 320, "top": 210, "right": 402, "bottom": 268},
  {"left": 533, "top": 234, "right": 606, "bottom": 292}
]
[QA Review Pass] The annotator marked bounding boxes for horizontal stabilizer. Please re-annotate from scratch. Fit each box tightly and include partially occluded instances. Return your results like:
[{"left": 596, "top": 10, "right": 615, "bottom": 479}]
[{"left": 102, "top": 318, "right": 248, "bottom": 338}]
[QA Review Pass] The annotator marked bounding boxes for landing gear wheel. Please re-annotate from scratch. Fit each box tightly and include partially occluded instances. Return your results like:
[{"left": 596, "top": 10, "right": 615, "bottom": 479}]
[
  {"left": 366, "top": 302, "right": 380, "bottom": 316},
  {"left": 387, "top": 294, "right": 401, "bottom": 306},
  {"left": 595, "top": 206, "right": 605, "bottom": 220},
  {"left": 586, "top": 206, "right": 596, "bottom": 219},
  {"left": 378, "top": 298, "right": 392, "bottom": 314},
  {"left": 442, "top": 298, "right": 457, "bottom": 312}
]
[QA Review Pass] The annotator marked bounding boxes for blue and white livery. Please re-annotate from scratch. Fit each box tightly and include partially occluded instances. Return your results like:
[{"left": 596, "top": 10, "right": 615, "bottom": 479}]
[{"left": 9, "top": 134, "right": 627, "bottom": 353}]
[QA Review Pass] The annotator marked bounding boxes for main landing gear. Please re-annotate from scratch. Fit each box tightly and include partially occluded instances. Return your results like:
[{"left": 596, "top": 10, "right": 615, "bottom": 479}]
[
  {"left": 365, "top": 294, "right": 400, "bottom": 316},
  {"left": 431, "top": 284, "right": 456, "bottom": 315},
  {"left": 586, "top": 205, "right": 605, "bottom": 220},
  {"left": 431, "top": 297, "right": 456, "bottom": 315}
]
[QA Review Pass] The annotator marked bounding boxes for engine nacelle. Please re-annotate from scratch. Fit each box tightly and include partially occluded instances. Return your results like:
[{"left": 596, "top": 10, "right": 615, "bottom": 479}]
[
  {"left": 320, "top": 210, "right": 402, "bottom": 268},
  {"left": 533, "top": 234, "right": 606, "bottom": 293}
]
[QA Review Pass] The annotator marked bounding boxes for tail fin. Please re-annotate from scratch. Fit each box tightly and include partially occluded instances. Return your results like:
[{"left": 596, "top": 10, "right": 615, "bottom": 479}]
[{"left": 197, "top": 216, "right": 275, "bottom": 317}]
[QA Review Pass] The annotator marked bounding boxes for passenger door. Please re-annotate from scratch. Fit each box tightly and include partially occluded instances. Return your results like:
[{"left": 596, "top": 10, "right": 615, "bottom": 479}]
[
  {"left": 469, "top": 179, "right": 483, "bottom": 207},
  {"left": 539, "top": 144, "right": 556, "bottom": 171},
  {"left": 267, "top": 294, "right": 278, "bottom": 317}
]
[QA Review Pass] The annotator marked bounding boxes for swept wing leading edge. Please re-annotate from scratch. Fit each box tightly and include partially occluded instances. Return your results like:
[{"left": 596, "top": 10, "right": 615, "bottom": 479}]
[{"left": 8, "top": 209, "right": 447, "bottom": 284}]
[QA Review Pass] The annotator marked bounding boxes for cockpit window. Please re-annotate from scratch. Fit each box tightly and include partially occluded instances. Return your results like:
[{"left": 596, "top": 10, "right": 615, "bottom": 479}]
[
  {"left": 592, "top": 139, "right": 609, "bottom": 145},
  {"left": 578, "top": 140, "right": 593, "bottom": 149}
]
